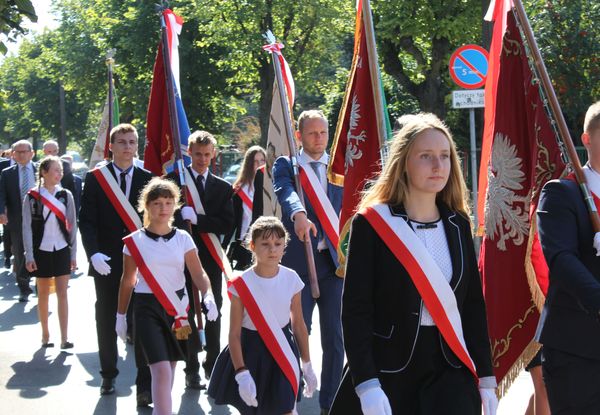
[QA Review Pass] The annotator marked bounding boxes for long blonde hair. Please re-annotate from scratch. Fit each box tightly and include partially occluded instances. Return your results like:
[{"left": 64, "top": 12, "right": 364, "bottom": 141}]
[{"left": 358, "top": 113, "right": 469, "bottom": 216}]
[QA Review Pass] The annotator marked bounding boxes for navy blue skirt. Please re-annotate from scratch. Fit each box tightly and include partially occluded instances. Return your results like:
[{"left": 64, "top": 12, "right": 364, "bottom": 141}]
[
  {"left": 133, "top": 292, "right": 187, "bottom": 365},
  {"left": 208, "top": 324, "right": 302, "bottom": 414}
]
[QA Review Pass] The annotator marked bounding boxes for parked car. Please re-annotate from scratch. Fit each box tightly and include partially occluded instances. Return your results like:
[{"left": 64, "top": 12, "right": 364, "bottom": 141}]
[
  {"left": 223, "top": 159, "right": 242, "bottom": 184},
  {"left": 67, "top": 150, "right": 89, "bottom": 177}
]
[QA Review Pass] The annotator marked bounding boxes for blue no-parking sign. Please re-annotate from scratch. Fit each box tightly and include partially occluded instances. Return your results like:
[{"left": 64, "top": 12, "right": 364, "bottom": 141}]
[{"left": 449, "top": 45, "right": 489, "bottom": 89}]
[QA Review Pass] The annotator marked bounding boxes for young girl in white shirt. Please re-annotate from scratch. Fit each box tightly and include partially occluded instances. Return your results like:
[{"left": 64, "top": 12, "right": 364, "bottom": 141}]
[
  {"left": 116, "top": 177, "right": 218, "bottom": 415},
  {"left": 209, "top": 216, "right": 318, "bottom": 414},
  {"left": 23, "top": 156, "right": 77, "bottom": 349}
]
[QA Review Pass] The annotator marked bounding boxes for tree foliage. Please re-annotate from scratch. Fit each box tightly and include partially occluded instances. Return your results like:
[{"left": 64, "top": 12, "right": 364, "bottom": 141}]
[
  {"left": 524, "top": 0, "right": 600, "bottom": 140},
  {"left": 0, "top": 0, "right": 37, "bottom": 54}
]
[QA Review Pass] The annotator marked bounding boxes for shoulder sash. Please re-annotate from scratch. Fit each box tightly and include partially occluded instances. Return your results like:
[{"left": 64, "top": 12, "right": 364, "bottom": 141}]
[
  {"left": 28, "top": 188, "right": 72, "bottom": 232},
  {"left": 297, "top": 159, "right": 339, "bottom": 248},
  {"left": 582, "top": 166, "right": 600, "bottom": 209},
  {"left": 237, "top": 184, "right": 253, "bottom": 221},
  {"left": 360, "top": 204, "right": 477, "bottom": 379},
  {"left": 123, "top": 232, "right": 191, "bottom": 336},
  {"left": 183, "top": 168, "right": 233, "bottom": 280},
  {"left": 92, "top": 166, "right": 142, "bottom": 232},
  {"left": 231, "top": 273, "right": 300, "bottom": 397}
]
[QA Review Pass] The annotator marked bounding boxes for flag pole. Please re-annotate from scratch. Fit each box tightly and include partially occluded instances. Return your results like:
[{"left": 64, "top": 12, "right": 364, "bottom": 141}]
[
  {"left": 361, "top": 0, "right": 388, "bottom": 152},
  {"left": 104, "top": 49, "right": 115, "bottom": 160},
  {"left": 157, "top": 3, "right": 206, "bottom": 345},
  {"left": 264, "top": 31, "right": 320, "bottom": 299},
  {"left": 512, "top": 0, "right": 600, "bottom": 232}
]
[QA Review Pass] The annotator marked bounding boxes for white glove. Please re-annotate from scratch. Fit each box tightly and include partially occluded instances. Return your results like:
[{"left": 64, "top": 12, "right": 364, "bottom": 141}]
[
  {"left": 480, "top": 388, "right": 498, "bottom": 415},
  {"left": 357, "top": 385, "right": 392, "bottom": 415},
  {"left": 235, "top": 370, "right": 258, "bottom": 407},
  {"left": 594, "top": 232, "right": 600, "bottom": 256},
  {"left": 90, "top": 252, "right": 111, "bottom": 276},
  {"left": 115, "top": 313, "right": 127, "bottom": 343},
  {"left": 203, "top": 292, "right": 219, "bottom": 321},
  {"left": 181, "top": 206, "right": 197, "bottom": 225},
  {"left": 301, "top": 361, "right": 318, "bottom": 398}
]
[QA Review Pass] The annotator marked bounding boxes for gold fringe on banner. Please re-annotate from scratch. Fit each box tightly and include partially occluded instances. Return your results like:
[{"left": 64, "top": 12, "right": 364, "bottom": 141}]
[
  {"left": 524, "top": 215, "right": 546, "bottom": 313},
  {"left": 497, "top": 339, "right": 541, "bottom": 398}
]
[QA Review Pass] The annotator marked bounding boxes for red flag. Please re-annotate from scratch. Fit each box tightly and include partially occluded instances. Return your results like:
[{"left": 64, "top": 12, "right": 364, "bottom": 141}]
[
  {"left": 327, "top": 0, "right": 387, "bottom": 264},
  {"left": 478, "top": 1, "right": 566, "bottom": 393},
  {"left": 144, "top": 9, "right": 191, "bottom": 176}
]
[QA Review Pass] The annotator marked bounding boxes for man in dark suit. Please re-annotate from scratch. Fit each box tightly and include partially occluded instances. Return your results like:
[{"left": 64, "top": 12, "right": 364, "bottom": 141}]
[
  {"left": 0, "top": 152, "right": 13, "bottom": 269},
  {"left": 60, "top": 155, "right": 83, "bottom": 217},
  {"left": 273, "top": 110, "right": 344, "bottom": 415},
  {"left": 79, "top": 124, "right": 152, "bottom": 402},
  {"left": 0, "top": 140, "right": 36, "bottom": 302},
  {"left": 537, "top": 101, "right": 600, "bottom": 413},
  {"left": 169, "top": 130, "right": 234, "bottom": 386}
]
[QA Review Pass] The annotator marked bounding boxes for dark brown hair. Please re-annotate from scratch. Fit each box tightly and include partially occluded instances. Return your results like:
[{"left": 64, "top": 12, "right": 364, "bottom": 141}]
[
  {"left": 137, "top": 177, "right": 181, "bottom": 226},
  {"left": 234, "top": 145, "right": 266, "bottom": 189},
  {"left": 245, "top": 216, "right": 289, "bottom": 247}
]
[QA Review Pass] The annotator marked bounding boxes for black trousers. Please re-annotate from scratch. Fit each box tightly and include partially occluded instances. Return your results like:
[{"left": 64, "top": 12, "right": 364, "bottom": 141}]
[
  {"left": 183, "top": 274, "right": 202, "bottom": 376},
  {"left": 93, "top": 275, "right": 150, "bottom": 391},
  {"left": 542, "top": 346, "right": 600, "bottom": 414},
  {"left": 203, "top": 267, "right": 223, "bottom": 373},
  {"left": 3, "top": 224, "right": 11, "bottom": 259},
  {"left": 10, "top": 228, "right": 30, "bottom": 295}
]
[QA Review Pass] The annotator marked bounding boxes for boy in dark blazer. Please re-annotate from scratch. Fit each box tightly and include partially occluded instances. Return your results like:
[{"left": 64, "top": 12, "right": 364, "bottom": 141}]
[
  {"left": 79, "top": 124, "right": 153, "bottom": 402},
  {"left": 169, "top": 130, "right": 234, "bottom": 387},
  {"left": 537, "top": 101, "right": 600, "bottom": 413}
]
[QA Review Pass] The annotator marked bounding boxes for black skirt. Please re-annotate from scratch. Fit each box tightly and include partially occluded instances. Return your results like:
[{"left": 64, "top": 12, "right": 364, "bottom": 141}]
[
  {"left": 33, "top": 246, "right": 71, "bottom": 277},
  {"left": 208, "top": 324, "right": 302, "bottom": 414},
  {"left": 330, "top": 326, "right": 481, "bottom": 415},
  {"left": 133, "top": 292, "right": 187, "bottom": 365}
]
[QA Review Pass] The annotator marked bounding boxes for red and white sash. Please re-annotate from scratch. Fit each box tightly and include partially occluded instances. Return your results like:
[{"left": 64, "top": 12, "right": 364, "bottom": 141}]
[
  {"left": 28, "top": 188, "right": 72, "bottom": 232},
  {"left": 183, "top": 169, "right": 233, "bottom": 280},
  {"left": 361, "top": 204, "right": 477, "bottom": 379},
  {"left": 92, "top": 165, "right": 142, "bottom": 232},
  {"left": 123, "top": 231, "right": 190, "bottom": 332},
  {"left": 237, "top": 184, "right": 253, "bottom": 223},
  {"left": 231, "top": 273, "right": 300, "bottom": 397},
  {"left": 297, "top": 159, "right": 339, "bottom": 248}
]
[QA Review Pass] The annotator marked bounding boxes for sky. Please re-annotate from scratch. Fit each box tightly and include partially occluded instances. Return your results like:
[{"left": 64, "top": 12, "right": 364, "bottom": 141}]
[{"left": 1, "top": 0, "right": 58, "bottom": 59}]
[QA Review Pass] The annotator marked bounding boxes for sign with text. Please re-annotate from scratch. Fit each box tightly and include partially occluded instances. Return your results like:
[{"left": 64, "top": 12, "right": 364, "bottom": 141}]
[{"left": 452, "top": 89, "right": 485, "bottom": 109}]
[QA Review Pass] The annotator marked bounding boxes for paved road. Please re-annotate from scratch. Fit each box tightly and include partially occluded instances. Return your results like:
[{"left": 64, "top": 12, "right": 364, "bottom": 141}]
[{"left": 0, "top": 234, "right": 533, "bottom": 414}]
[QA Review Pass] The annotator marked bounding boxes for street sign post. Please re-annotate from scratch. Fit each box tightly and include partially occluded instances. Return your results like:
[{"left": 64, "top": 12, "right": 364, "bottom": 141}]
[{"left": 449, "top": 45, "right": 489, "bottom": 231}]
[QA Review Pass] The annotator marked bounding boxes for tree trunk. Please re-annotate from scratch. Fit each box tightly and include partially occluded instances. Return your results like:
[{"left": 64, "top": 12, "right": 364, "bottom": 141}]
[
  {"left": 258, "top": 59, "right": 274, "bottom": 147},
  {"left": 58, "top": 80, "right": 67, "bottom": 154}
]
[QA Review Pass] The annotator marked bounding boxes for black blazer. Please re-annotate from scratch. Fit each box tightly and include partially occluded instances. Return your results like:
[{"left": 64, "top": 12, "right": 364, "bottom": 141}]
[
  {"left": 537, "top": 179, "right": 600, "bottom": 359},
  {"left": 0, "top": 163, "right": 36, "bottom": 231},
  {"left": 169, "top": 167, "right": 234, "bottom": 276},
  {"left": 342, "top": 204, "right": 494, "bottom": 386},
  {"left": 223, "top": 171, "right": 264, "bottom": 246},
  {"left": 79, "top": 163, "right": 153, "bottom": 277}
]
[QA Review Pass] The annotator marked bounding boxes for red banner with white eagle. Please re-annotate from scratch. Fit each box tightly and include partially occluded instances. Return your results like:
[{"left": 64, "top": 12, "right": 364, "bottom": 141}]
[
  {"left": 478, "top": 0, "right": 566, "bottom": 394},
  {"left": 327, "top": 0, "right": 388, "bottom": 268}
]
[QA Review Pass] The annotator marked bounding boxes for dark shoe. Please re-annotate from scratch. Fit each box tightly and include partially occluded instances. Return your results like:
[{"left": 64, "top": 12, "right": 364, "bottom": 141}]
[
  {"left": 100, "top": 378, "right": 115, "bottom": 395},
  {"left": 321, "top": 409, "right": 329, "bottom": 415},
  {"left": 41, "top": 342, "right": 54, "bottom": 348},
  {"left": 136, "top": 390, "right": 152, "bottom": 407},
  {"left": 185, "top": 374, "right": 206, "bottom": 390},
  {"left": 4, "top": 257, "right": 10, "bottom": 268},
  {"left": 18, "top": 293, "right": 29, "bottom": 303},
  {"left": 60, "top": 341, "right": 74, "bottom": 349}
]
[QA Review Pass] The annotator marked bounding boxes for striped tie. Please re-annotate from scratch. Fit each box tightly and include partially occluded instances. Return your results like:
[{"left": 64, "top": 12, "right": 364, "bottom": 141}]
[{"left": 20, "top": 165, "right": 31, "bottom": 200}]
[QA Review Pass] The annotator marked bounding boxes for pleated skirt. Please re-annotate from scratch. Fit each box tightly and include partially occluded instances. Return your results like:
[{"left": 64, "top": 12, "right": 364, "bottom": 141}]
[
  {"left": 208, "top": 324, "right": 302, "bottom": 414},
  {"left": 133, "top": 292, "right": 186, "bottom": 365}
]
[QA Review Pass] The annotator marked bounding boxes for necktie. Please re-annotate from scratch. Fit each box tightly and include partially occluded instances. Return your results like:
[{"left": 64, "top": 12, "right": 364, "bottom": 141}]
[
  {"left": 20, "top": 165, "right": 31, "bottom": 200},
  {"left": 196, "top": 174, "right": 205, "bottom": 203},
  {"left": 309, "top": 161, "right": 321, "bottom": 184},
  {"left": 120, "top": 171, "right": 127, "bottom": 195}
]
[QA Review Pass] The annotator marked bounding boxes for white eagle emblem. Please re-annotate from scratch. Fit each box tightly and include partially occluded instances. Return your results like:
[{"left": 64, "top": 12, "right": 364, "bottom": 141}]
[
  {"left": 344, "top": 94, "right": 367, "bottom": 172},
  {"left": 484, "top": 132, "right": 530, "bottom": 251}
]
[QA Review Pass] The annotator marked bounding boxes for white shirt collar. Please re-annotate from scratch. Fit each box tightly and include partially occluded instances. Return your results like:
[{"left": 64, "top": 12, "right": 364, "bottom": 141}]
[
  {"left": 190, "top": 166, "right": 209, "bottom": 182},
  {"left": 299, "top": 149, "right": 328, "bottom": 166}
]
